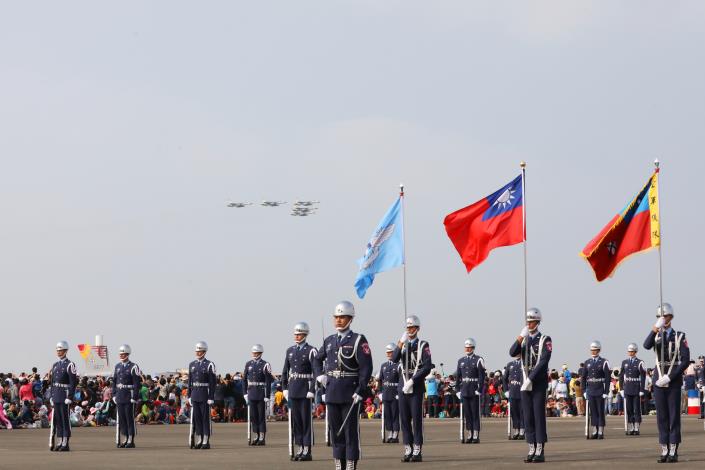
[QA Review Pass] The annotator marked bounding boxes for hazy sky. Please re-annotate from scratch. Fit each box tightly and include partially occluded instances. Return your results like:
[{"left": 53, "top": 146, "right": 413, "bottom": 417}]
[{"left": 2, "top": 2, "right": 704, "bottom": 376}]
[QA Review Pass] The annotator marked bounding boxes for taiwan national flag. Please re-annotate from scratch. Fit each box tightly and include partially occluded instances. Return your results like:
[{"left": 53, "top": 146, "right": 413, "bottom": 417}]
[
  {"left": 444, "top": 175, "right": 524, "bottom": 273},
  {"left": 581, "top": 170, "right": 660, "bottom": 281}
]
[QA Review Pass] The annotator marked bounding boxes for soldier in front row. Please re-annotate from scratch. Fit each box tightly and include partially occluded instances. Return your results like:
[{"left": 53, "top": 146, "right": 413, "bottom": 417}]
[
  {"left": 188, "top": 341, "right": 216, "bottom": 449},
  {"left": 49, "top": 341, "right": 78, "bottom": 452},
  {"left": 618, "top": 343, "right": 646, "bottom": 436},
  {"left": 455, "top": 338, "right": 485, "bottom": 444},
  {"left": 644, "top": 303, "right": 690, "bottom": 463},
  {"left": 393, "top": 315, "right": 433, "bottom": 463},
  {"left": 245, "top": 343, "right": 273, "bottom": 446},
  {"left": 315, "top": 301, "right": 373, "bottom": 470},
  {"left": 503, "top": 353, "right": 525, "bottom": 440},
  {"left": 378, "top": 343, "right": 400, "bottom": 443},
  {"left": 510, "top": 308, "right": 552, "bottom": 463},
  {"left": 112, "top": 344, "right": 142, "bottom": 448},
  {"left": 581, "top": 340, "right": 610, "bottom": 440},
  {"left": 282, "top": 322, "right": 318, "bottom": 461}
]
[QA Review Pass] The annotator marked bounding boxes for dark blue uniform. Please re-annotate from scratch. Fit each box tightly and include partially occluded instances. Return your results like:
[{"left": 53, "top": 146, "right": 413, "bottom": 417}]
[
  {"left": 245, "top": 358, "right": 273, "bottom": 439},
  {"left": 392, "top": 339, "right": 433, "bottom": 453},
  {"left": 696, "top": 361, "right": 705, "bottom": 418},
  {"left": 188, "top": 358, "right": 216, "bottom": 444},
  {"left": 455, "top": 353, "right": 486, "bottom": 438},
  {"left": 503, "top": 358, "right": 524, "bottom": 437},
  {"left": 618, "top": 356, "right": 646, "bottom": 427},
  {"left": 581, "top": 356, "right": 610, "bottom": 433},
  {"left": 377, "top": 360, "right": 400, "bottom": 436},
  {"left": 112, "top": 360, "right": 142, "bottom": 443},
  {"left": 509, "top": 332, "right": 552, "bottom": 447},
  {"left": 50, "top": 358, "right": 78, "bottom": 443},
  {"left": 282, "top": 343, "right": 318, "bottom": 450},
  {"left": 314, "top": 329, "right": 373, "bottom": 464},
  {"left": 644, "top": 328, "right": 690, "bottom": 447}
]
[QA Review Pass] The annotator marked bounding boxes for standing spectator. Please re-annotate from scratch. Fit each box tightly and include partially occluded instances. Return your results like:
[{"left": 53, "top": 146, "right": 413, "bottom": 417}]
[
  {"left": 425, "top": 373, "right": 440, "bottom": 418},
  {"left": 222, "top": 374, "right": 236, "bottom": 423},
  {"left": 19, "top": 379, "right": 34, "bottom": 403}
]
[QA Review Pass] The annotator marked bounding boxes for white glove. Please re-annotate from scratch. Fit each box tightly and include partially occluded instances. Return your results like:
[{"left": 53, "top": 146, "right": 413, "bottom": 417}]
[
  {"left": 520, "top": 379, "right": 533, "bottom": 392},
  {"left": 456, "top": 392, "right": 461, "bottom": 399},
  {"left": 475, "top": 390, "right": 481, "bottom": 396},
  {"left": 245, "top": 396, "right": 249, "bottom": 405},
  {"left": 112, "top": 397, "right": 117, "bottom": 404},
  {"left": 402, "top": 379, "right": 414, "bottom": 395},
  {"left": 322, "top": 394, "right": 326, "bottom": 402},
  {"left": 283, "top": 390, "right": 289, "bottom": 400},
  {"left": 64, "top": 398, "right": 71, "bottom": 405},
  {"left": 395, "top": 395, "right": 398, "bottom": 399},
  {"left": 352, "top": 393, "right": 362, "bottom": 404},
  {"left": 639, "top": 392, "right": 644, "bottom": 397},
  {"left": 131, "top": 399, "right": 138, "bottom": 404},
  {"left": 519, "top": 326, "right": 529, "bottom": 338},
  {"left": 656, "top": 375, "right": 671, "bottom": 388},
  {"left": 49, "top": 399, "right": 54, "bottom": 405},
  {"left": 602, "top": 394, "right": 608, "bottom": 399},
  {"left": 619, "top": 391, "right": 624, "bottom": 398},
  {"left": 399, "top": 332, "right": 408, "bottom": 343},
  {"left": 316, "top": 374, "right": 328, "bottom": 388},
  {"left": 306, "top": 392, "right": 314, "bottom": 399},
  {"left": 207, "top": 399, "right": 214, "bottom": 405},
  {"left": 654, "top": 317, "right": 666, "bottom": 329},
  {"left": 188, "top": 397, "right": 192, "bottom": 406},
  {"left": 504, "top": 391, "right": 509, "bottom": 398},
  {"left": 378, "top": 394, "right": 383, "bottom": 402},
  {"left": 264, "top": 397, "right": 270, "bottom": 403}
]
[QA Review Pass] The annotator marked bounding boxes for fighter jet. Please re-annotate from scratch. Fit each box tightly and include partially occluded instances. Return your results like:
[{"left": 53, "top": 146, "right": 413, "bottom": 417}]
[
  {"left": 260, "top": 201, "right": 287, "bottom": 207},
  {"left": 291, "top": 207, "right": 317, "bottom": 216},
  {"left": 226, "top": 202, "right": 252, "bottom": 208},
  {"left": 293, "top": 200, "right": 320, "bottom": 207},
  {"left": 290, "top": 211, "right": 315, "bottom": 216}
]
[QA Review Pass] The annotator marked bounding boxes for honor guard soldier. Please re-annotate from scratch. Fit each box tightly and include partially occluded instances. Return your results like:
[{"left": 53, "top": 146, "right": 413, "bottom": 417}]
[
  {"left": 509, "top": 308, "right": 552, "bottom": 463},
  {"left": 644, "top": 303, "right": 690, "bottom": 463},
  {"left": 49, "top": 341, "right": 78, "bottom": 452},
  {"left": 618, "top": 343, "right": 646, "bottom": 435},
  {"left": 112, "top": 344, "right": 142, "bottom": 448},
  {"left": 245, "top": 343, "right": 273, "bottom": 446},
  {"left": 581, "top": 341, "right": 610, "bottom": 439},
  {"left": 188, "top": 341, "right": 216, "bottom": 449},
  {"left": 503, "top": 354, "right": 525, "bottom": 440},
  {"left": 314, "top": 301, "right": 373, "bottom": 470},
  {"left": 455, "top": 338, "right": 486, "bottom": 443},
  {"left": 378, "top": 342, "right": 400, "bottom": 443},
  {"left": 696, "top": 355, "right": 705, "bottom": 419},
  {"left": 282, "top": 322, "right": 318, "bottom": 461},
  {"left": 393, "top": 315, "right": 433, "bottom": 463}
]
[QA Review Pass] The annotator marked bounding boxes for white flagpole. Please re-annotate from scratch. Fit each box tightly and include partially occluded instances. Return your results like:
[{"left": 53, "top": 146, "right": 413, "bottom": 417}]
[
  {"left": 520, "top": 162, "right": 530, "bottom": 381},
  {"left": 400, "top": 183, "right": 408, "bottom": 320},
  {"left": 654, "top": 159, "right": 666, "bottom": 378}
]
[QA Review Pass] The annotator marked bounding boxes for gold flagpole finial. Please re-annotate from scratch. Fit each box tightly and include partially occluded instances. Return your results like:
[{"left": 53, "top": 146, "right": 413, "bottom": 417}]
[{"left": 519, "top": 161, "right": 526, "bottom": 169}]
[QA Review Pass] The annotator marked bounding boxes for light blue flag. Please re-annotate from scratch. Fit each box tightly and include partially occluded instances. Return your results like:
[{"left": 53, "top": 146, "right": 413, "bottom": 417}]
[{"left": 355, "top": 197, "right": 405, "bottom": 299}]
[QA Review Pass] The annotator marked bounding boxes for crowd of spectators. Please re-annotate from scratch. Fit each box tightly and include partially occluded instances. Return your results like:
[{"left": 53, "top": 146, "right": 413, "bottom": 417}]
[{"left": 1, "top": 358, "right": 702, "bottom": 431}]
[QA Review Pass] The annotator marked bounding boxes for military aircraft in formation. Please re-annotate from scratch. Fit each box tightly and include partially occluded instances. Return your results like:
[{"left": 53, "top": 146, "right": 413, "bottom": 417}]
[
  {"left": 226, "top": 201, "right": 252, "bottom": 208},
  {"left": 260, "top": 201, "right": 287, "bottom": 207},
  {"left": 226, "top": 200, "right": 319, "bottom": 215}
]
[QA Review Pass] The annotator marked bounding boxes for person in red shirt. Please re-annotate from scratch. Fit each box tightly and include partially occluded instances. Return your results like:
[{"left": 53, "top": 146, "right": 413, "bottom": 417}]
[{"left": 19, "top": 378, "right": 34, "bottom": 402}]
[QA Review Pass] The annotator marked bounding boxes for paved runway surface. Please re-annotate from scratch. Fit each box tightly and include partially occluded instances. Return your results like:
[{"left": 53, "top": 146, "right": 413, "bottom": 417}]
[{"left": 1, "top": 416, "right": 704, "bottom": 469}]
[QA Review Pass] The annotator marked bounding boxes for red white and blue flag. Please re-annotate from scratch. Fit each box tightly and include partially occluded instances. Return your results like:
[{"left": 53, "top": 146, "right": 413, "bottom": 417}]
[
  {"left": 444, "top": 175, "right": 524, "bottom": 273},
  {"left": 581, "top": 170, "right": 660, "bottom": 281}
]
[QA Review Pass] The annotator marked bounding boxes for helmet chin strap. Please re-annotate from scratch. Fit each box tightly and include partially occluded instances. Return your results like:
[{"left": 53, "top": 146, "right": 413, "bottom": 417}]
[
  {"left": 336, "top": 318, "right": 353, "bottom": 332},
  {"left": 295, "top": 335, "right": 307, "bottom": 344},
  {"left": 528, "top": 323, "right": 539, "bottom": 333}
]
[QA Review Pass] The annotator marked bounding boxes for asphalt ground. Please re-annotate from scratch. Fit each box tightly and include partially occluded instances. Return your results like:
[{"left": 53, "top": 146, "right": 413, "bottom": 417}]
[{"left": 1, "top": 416, "right": 704, "bottom": 469}]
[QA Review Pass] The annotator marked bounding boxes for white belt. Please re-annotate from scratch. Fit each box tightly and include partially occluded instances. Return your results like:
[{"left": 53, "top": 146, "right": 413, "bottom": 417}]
[
  {"left": 192, "top": 382, "right": 210, "bottom": 387},
  {"left": 290, "top": 373, "right": 313, "bottom": 380},
  {"left": 327, "top": 371, "right": 358, "bottom": 378},
  {"left": 462, "top": 378, "right": 479, "bottom": 382},
  {"left": 117, "top": 384, "right": 134, "bottom": 389},
  {"left": 383, "top": 382, "right": 399, "bottom": 387},
  {"left": 248, "top": 382, "right": 266, "bottom": 386}
]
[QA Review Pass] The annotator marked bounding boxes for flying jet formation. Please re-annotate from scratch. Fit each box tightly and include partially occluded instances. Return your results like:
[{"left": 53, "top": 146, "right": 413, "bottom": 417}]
[
  {"left": 293, "top": 200, "right": 320, "bottom": 207},
  {"left": 260, "top": 201, "right": 287, "bottom": 207},
  {"left": 226, "top": 202, "right": 252, "bottom": 208}
]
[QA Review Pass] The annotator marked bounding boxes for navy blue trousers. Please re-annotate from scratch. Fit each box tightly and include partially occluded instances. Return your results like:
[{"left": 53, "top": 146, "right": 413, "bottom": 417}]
[
  {"left": 624, "top": 394, "right": 642, "bottom": 423},
  {"left": 290, "top": 398, "right": 312, "bottom": 446},
  {"left": 53, "top": 403, "right": 71, "bottom": 438},
  {"left": 383, "top": 399, "right": 399, "bottom": 432},
  {"left": 117, "top": 402, "right": 136, "bottom": 438},
  {"left": 249, "top": 400, "right": 266, "bottom": 434},
  {"left": 654, "top": 384, "right": 681, "bottom": 444},
  {"left": 462, "top": 396, "right": 481, "bottom": 431},
  {"left": 509, "top": 397, "right": 523, "bottom": 429},
  {"left": 192, "top": 401, "right": 211, "bottom": 438},
  {"left": 327, "top": 402, "right": 360, "bottom": 461},
  {"left": 399, "top": 391, "right": 424, "bottom": 446},
  {"left": 521, "top": 383, "right": 547, "bottom": 444},
  {"left": 587, "top": 395, "right": 606, "bottom": 427}
]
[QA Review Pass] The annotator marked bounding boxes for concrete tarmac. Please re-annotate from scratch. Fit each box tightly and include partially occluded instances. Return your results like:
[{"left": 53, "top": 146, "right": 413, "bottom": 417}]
[{"left": 1, "top": 416, "right": 703, "bottom": 469}]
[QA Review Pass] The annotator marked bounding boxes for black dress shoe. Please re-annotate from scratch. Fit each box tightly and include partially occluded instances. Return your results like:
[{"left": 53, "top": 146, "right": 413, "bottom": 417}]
[
  {"left": 667, "top": 454, "right": 678, "bottom": 463},
  {"left": 532, "top": 453, "right": 545, "bottom": 463},
  {"left": 117, "top": 442, "right": 124, "bottom": 448},
  {"left": 591, "top": 433, "right": 598, "bottom": 440},
  {"left": 299, "top": 453, "right": 312, "bottom": 461},
  {"left": 519, "top": 434, "right": 525, "bottom": 440},
  {"left": 402, "top": 453, "right": 412, "bottom": 462},
  {"left": 195, "top": 443, "right": 203, "bottom": 449},
  {"left": 257, "top": 440, "right": 265, "bottom": 446},
  {"left": 125, "top": 442, "right": 135, "bottom": 448},
  {"left": 657, "top": 455, "right": 669, "bottom": 463},
  {"left": 201, "top": 443, "right": 210, "bottom": 449},
  {"left": 472, "top": 437, "right": 480, "bottom": 444},
  {"left": 250, "top": 437, "right": 259, "bottom": 446},
  {"left": 58, "top": 445, "right": 70, "bottom": 452},
  {"left": 524, "top": 454, "right": 535, "bottom": 463},
  {"left": 411, "top": 454, "right": 422, "bottom": 462},
  {"left": 634, "top": 430, "right": 640, "bottom": 435},
  {"left": 598, "top": 434, "right": 604, "bottom": 440}
]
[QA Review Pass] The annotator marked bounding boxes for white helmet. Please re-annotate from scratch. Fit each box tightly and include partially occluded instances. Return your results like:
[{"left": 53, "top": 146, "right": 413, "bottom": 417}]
[
  {"left": 56, "top": 341, "right": 69, "bottom": 351},
  {"left": 590, "top": 340, "right": 602, "bottom": 351},
  {"left": 334, "top": 301, "right": 355, "bottom": 317},
  {"left": 118, "top": 344, "right": 132, "bottom": 355},
  {"left": 627, "top": 343, "right": 638, "bottom": 353},
  {"left": 294, "top": 322, "right": 310, "bottom": 335},
  {"left": 195, "top": 341, "right": 208, "bottom": 352},
  {"left": 405, "top": 315, "right": 421, "bottom": 328},
  {"left": 526, "top": 308, "right": 542, "bottom": 323},
  {"left": 251, "top": 344, "right": 264, "bottom": 354},
  {"left": 657, "top": 302, "right": 674, "bottom": 318},
  {"left": 385, "top": 343, "right": 395, "bottom": 353},
  {"left": 464, "top": 338, "right": 476, "bottom": 348}
]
